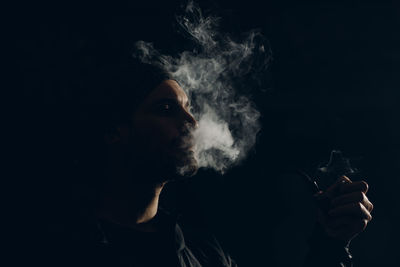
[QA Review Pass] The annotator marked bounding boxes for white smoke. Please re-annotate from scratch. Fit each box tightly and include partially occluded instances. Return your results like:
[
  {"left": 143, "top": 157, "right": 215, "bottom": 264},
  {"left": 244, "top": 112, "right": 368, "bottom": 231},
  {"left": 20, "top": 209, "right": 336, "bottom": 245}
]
[{"left": 134, "top": 1, "right": 271, "bottom": 174}]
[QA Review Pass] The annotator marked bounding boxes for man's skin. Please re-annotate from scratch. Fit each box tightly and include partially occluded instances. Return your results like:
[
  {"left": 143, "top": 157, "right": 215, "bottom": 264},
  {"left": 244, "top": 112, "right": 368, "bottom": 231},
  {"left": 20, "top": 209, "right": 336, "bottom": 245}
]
[
  {"left": 95, "top": 79, "right": 197, "bottom": 232},
  {"left": 95, "top": 79, "right": 373, "bottom": 242},
  {"left": 317, "top": 175, "right": 373, "bottom": 242}
]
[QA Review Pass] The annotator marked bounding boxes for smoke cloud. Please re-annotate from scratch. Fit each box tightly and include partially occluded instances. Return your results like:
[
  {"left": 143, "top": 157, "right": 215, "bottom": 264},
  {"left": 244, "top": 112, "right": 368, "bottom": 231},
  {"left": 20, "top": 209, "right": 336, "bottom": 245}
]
[{"left": 134, "top": 1, "right": 271, "bottom": 174}]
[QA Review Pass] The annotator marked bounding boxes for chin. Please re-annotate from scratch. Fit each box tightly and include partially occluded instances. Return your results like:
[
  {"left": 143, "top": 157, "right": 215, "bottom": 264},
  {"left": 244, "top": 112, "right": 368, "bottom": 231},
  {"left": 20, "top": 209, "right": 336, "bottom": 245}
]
[
  {"left": 172, "top": 151, "right": 199, "bottom": 178},
  {"left": 138, "top": 150, "right": 199, "bottom": 183},
  {"left": 176, "top": 161, "right": 198, "bottom": 177}
]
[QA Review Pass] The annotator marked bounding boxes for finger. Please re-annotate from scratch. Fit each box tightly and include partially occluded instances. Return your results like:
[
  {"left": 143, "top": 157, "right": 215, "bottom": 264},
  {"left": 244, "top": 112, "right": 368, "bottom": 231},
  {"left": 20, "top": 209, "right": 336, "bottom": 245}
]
[
  {"left": 341, "top": 175, "right": 352, "bottom": 183},
  {"left": 340, "top": 180, "right": 369, "bottom": 194},
  {"left": 327, "top": 216, "right": 369, "bottom": 230},
  {"left": 329, "top": 219, "right": 369, "bottom": 235},
  {"left": 326, "top": 216, "right": 354, "bottom": 230},
  {"left": 328, "top": 202, "right": 373, "bottom": 221},
  {"left": 324, "top": 176, "right": 352, "bottom": 197},
  {"left": 326, "top": 219, "right": 368, "bottom": 241},
  {"left": 331, "top": 192, "right": 374, "bottom": 212}
]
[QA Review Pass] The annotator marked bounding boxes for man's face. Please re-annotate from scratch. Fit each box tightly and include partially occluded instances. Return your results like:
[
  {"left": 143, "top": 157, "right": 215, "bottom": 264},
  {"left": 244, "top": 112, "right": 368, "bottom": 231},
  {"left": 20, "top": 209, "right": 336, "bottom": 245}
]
[{"left": 129, "top": 79, "right": 198, "bottom": 180}]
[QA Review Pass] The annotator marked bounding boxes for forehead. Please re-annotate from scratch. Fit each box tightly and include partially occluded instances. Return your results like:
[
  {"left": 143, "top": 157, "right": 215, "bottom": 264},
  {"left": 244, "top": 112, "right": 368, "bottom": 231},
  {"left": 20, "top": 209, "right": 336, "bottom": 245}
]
[{"left": 143, "top": 79, "right": 189, "bottom": 105}]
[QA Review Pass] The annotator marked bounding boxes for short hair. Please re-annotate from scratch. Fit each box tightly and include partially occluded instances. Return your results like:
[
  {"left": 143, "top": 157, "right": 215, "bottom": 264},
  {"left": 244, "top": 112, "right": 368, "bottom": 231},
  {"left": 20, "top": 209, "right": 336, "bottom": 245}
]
[{"left": 97, "top": 57, "right": 173, "bottom": 130}]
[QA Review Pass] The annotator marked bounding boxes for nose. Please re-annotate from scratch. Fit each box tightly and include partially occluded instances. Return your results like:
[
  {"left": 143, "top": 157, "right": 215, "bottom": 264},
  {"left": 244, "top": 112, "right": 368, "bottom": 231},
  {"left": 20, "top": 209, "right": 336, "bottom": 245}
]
[{"left": 182, "top": 109, "right": 198, "bottom": 130}]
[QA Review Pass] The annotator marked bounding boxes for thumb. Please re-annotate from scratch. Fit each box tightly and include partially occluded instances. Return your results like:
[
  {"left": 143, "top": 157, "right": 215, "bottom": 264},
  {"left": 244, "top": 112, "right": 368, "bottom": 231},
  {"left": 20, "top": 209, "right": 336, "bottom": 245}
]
[{"left": 324, "top": 175, "right": 352, "bottom": 197}]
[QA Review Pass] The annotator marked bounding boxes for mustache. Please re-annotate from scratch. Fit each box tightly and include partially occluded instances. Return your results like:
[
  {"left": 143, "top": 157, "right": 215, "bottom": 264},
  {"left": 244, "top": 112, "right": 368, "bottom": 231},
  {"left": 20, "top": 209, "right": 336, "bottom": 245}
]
[{"left": 171, "top": 129, "right": 196, "bottom": 150}]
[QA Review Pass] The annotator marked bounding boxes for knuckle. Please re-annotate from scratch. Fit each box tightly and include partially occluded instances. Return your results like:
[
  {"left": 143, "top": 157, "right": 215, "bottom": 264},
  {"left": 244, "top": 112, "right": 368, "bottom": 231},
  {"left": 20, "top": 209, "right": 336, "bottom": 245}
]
[
  {"left": 360, "top": 181, "right": 369, "bottom": 192},
  {"left": 358, "top": 192, "right": 366, "bottom": 202},
  {"left": 360, "top": 219, "right": 368, "bottom": 229},
  {"left": 364, "top": 210, "right": 372, "bottom": 221},
  {"left": 369, "top": 202, "right": 374, "bottom": 211}
]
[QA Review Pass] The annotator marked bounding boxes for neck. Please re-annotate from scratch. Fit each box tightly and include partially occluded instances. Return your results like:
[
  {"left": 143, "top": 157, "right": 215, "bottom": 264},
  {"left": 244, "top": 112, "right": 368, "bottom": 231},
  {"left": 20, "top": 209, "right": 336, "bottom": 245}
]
[{"left": 95, "top": 180, "right": 167, "bottom": 231}]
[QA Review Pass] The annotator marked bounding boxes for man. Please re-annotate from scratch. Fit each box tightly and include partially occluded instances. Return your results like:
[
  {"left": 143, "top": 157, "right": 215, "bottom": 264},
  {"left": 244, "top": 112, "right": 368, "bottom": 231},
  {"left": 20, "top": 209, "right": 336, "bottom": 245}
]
[{"left": 46, "top": 57, "right": 373, "bottom": 267}]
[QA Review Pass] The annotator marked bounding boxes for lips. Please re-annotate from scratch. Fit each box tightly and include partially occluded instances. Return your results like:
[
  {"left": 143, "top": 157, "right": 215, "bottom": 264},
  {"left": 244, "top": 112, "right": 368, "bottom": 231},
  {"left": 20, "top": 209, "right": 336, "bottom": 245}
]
[
  {"left": 171, "top": 133, "right": 196, "bottom": 151},
  {"left": 174, "top": 145, "right": 196, "bottom": 157}
]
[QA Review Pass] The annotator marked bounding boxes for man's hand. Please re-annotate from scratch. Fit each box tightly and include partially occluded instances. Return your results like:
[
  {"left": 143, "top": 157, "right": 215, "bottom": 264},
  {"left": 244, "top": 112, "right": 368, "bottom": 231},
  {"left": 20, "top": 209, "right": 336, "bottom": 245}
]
[{"left": 315, "top": 176, "right": 373, "bottom": 242}]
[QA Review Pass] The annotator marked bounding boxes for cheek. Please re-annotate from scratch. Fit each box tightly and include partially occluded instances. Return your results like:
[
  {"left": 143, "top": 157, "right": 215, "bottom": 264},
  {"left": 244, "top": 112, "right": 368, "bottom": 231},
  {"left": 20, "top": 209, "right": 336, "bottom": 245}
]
[{"left": 134, "top": 117, "right": 179, "bottom": 150}]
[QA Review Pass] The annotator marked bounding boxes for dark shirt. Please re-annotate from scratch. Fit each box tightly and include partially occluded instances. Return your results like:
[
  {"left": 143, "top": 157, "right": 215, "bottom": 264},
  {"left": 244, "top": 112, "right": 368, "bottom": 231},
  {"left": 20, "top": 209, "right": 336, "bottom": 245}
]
[
  {"left": 42, "top": 208, "right": 236, "bottom": 267},
  {"left": 41, "top": 209, "right": 351, "bottom": 267}
]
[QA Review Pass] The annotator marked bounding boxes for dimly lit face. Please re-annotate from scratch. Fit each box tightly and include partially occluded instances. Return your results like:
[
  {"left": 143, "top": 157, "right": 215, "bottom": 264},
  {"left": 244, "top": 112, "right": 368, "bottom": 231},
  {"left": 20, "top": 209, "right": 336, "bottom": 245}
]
[{"left": 130, "top": 79, "right": 198, "bottom": 180}]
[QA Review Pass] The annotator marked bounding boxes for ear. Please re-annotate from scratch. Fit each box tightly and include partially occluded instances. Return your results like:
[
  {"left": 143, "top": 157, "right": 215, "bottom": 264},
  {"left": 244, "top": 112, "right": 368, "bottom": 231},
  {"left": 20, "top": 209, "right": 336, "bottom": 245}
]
[{"left": 104, "top": 124, "right": 131, "bottom": 145}]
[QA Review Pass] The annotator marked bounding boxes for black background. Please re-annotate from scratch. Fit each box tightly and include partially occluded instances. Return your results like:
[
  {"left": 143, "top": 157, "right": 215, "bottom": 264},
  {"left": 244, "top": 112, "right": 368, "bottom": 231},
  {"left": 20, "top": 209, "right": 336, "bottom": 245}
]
[{"left": 11, "top": 0, "right": 400, "bottom": 266}]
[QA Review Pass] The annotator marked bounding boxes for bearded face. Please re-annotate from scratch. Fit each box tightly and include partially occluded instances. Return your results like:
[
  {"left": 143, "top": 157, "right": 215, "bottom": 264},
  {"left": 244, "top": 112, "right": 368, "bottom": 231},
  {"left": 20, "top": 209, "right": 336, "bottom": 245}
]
[{"left": 124, "top": 80, "right": 198, "bottom": 182}]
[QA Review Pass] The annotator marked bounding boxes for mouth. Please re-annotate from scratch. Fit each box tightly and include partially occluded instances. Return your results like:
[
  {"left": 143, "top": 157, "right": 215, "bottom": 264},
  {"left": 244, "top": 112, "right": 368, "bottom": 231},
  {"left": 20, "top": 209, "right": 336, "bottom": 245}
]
[
  {"left": 170, "top": 137, "right": 197, "bottom": 166},
  {"left": 171, "top": 134, "right": 196, "bottom": 153},
  {"left": 173, "top": 147, "right": 196, "bottom": 161}
]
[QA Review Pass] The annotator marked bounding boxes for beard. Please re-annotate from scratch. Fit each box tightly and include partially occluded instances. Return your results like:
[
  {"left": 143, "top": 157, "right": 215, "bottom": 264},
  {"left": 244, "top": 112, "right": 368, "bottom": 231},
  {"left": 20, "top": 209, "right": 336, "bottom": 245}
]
[
  {"left": 126, "top": 142, "right": 199, "bottom": 184},
  {"left": 173, "top": 149, "right": 198, "bottom": 178},
  {"left": 169, "top": 132, "right": 199, "bottom": 178}
]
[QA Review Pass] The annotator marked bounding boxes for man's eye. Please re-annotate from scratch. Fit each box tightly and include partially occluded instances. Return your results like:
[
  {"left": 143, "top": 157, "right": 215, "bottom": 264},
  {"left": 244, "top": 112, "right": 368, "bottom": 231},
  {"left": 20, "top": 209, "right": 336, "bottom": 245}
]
[{"left": 157, "top": 102, "right": 177, "bottom": 115}]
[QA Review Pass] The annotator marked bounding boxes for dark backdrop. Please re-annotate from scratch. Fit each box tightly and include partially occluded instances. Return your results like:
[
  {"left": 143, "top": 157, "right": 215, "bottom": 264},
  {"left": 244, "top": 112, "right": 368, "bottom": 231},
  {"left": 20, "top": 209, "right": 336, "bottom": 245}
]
[{"left": 11, "top": 1, "right": 400, "bottom": 266}]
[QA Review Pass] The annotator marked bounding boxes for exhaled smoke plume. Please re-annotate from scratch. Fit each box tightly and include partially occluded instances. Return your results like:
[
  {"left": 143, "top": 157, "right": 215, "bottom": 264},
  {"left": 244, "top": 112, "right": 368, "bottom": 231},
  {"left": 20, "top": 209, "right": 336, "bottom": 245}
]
[{"left": 134, "top": 1, "right": 271, "bottom": 174}]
